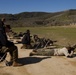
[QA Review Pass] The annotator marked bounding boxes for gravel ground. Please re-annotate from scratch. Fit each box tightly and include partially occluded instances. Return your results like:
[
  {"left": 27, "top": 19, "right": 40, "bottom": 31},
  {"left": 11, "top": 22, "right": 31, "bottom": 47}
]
[{"left": 0, "top": 44, "right": 76, "bottom": 75}]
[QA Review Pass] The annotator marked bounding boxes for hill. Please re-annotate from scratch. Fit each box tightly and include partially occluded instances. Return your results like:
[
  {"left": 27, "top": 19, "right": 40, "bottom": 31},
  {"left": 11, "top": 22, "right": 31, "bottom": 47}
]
[{"left": 0, "top": 9, "right": 76, "bottom": 27}]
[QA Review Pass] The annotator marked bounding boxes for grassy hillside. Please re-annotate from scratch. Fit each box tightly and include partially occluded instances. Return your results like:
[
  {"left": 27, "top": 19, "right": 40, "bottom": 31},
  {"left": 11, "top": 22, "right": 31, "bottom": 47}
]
[{"left": 0, "top": 9, "right": 76, "bottom": 27}]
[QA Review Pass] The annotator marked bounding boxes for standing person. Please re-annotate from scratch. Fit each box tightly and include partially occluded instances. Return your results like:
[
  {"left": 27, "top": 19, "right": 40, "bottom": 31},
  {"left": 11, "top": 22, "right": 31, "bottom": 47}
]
[
  {"left": 0, "top": 18, "right": 7, "bottom": 46},
  {"left": 29, "top": 44, "right": 76, "bottom": 58},
  {"left": 0, "top": 18, "right": 22, "bottom": 67},
  {"left": 21, "top": 29, "right": 31, "bottom": 49}
]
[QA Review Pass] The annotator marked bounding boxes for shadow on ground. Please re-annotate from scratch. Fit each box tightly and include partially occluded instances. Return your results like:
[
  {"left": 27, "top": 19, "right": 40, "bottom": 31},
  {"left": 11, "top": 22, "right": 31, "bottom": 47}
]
[{"left": 18, "top": 56, "right": 51, "bottom": 65}]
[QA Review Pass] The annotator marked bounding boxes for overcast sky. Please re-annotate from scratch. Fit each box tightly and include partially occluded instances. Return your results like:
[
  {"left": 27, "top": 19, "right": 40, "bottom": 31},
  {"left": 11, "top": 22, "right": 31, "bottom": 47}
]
[{"left": 0, "top": 0, "right": 76, "bottom": 14}]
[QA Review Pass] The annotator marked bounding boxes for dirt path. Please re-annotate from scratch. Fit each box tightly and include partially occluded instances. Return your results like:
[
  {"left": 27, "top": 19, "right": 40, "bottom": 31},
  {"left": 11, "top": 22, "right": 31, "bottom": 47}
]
[{"left": 0, "top": 44, "right": 76, "bottom": 75}]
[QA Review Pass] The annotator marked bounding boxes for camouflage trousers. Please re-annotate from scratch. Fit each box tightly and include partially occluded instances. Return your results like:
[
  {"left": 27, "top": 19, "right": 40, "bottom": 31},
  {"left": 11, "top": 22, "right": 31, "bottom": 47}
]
[
  {"left": 35, "top": 48, "right": 54, "bottom": 56},
  {"left": 0, "top": 45, "right": 18, "bottom": 62}
]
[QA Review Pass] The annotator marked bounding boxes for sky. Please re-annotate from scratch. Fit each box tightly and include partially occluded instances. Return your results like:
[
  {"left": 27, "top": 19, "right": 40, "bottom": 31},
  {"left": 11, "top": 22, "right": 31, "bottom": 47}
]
[{"left": 0, "top": 0, "right": 76, "bottom": 14}]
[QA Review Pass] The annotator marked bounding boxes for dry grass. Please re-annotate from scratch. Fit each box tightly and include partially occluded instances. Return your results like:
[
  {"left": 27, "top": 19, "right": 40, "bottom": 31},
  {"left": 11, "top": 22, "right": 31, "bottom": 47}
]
[{"left": 12, "top": 26, "right": 76, "bottom": 46}]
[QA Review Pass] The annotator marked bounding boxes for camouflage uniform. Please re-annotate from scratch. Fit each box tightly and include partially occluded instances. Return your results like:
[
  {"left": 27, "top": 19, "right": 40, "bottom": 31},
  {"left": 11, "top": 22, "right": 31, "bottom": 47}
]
[
  {"left": 30, "top": 46, "right": 76, "bottom": 57},
  {"left": 0, "top": 19, "right": 18, "bottom": 62},
  {"left": 33, "top": 35, "right": 53, "bottom": 49},
  {"left": 33, "top": 35, "right": 45, "bottom": 49},
  {"left": 0, "top": 19, "right": 7, "bottom": 46},
  {"left": 33, "top": 48, "right": 54, "bottom": 56},
  {"left": 0, "top": 44, "right": 18, "bottom": 62},
  {"left": 21, "top": 30, "right": 31, "bottom": 49}
]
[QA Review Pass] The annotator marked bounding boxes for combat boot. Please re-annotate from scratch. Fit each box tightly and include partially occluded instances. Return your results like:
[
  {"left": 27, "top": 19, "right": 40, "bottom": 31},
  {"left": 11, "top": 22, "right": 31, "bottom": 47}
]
[{"left": 29, "top": 52, "right": 37, "bottom": 56}]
